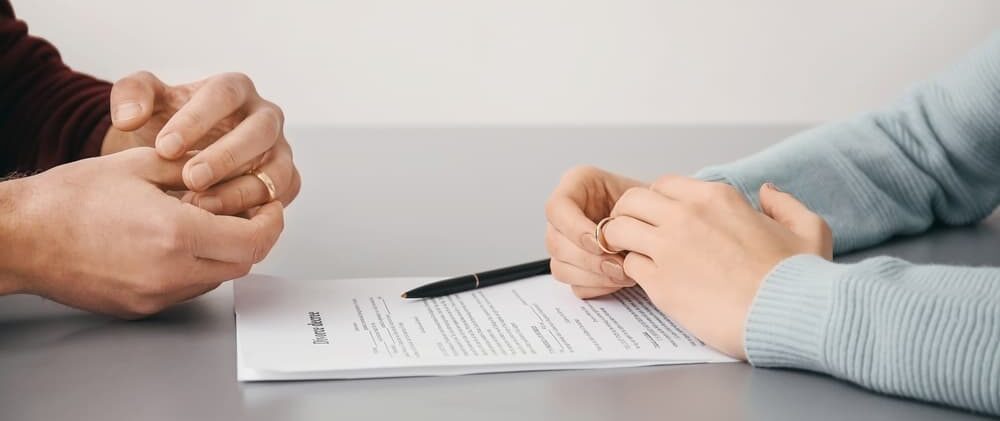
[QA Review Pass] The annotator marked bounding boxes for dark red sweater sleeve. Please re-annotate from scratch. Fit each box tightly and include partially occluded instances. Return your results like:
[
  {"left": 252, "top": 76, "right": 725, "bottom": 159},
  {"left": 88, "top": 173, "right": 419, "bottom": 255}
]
[{"left": 0, "top": 0, "right": 111, "bottom": 174}]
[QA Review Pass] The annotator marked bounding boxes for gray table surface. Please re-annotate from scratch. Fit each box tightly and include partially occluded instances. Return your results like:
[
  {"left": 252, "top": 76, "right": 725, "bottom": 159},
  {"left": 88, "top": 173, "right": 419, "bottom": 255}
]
[{"left": 1, "top": 127, "right": 996, "bottom": 421}]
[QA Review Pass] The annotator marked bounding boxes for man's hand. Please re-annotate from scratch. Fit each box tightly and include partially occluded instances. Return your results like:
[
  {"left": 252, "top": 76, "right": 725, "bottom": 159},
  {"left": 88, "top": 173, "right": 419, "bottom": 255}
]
[
  {"left": 102, "top": 71, "right": 300, "bottom": 215},
  {"left": 0, "top": 148, "right": 284, "bottom": 319},
  {"left": 544, "top": 166, "right": 645, "bottom": 299},
  {"left": 601, "top": 176, "right": 832, "bottom": 359}
]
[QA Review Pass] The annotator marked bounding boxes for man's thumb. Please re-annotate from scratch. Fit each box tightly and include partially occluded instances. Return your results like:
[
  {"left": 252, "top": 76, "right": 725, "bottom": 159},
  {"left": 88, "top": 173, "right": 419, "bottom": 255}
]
[
  {"left": 759, "top": 182, "right": 833, "bottom": 258},
  {"left": 110, "top": 71, "right": 164, "bottom": 131}
]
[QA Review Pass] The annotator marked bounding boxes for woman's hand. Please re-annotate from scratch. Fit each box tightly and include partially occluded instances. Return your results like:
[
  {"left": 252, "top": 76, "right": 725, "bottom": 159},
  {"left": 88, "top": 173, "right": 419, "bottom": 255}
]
[
  {"left": 0, "top": 148, "right": 284, "bottom": 319},
  {"left": 601, "top": 176, "right": 832, "bottom": 359},
  {"left": 544, "top": 166, "right": 645, "bottom": 299},
  {"left": 101, "top": 71, "right": 301, "bottom": 215}
]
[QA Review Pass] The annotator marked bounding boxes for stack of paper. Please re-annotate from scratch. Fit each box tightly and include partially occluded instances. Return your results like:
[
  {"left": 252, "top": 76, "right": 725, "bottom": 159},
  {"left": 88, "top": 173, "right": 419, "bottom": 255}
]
[{"left": 235, "top": 274, "right": 734, "bottom": 381}]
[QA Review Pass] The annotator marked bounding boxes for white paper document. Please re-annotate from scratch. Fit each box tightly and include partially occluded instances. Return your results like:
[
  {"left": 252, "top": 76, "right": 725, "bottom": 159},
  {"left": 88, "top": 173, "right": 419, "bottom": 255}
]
[{"left": 235, "top": 274, "right": 735, "bottom": 381}]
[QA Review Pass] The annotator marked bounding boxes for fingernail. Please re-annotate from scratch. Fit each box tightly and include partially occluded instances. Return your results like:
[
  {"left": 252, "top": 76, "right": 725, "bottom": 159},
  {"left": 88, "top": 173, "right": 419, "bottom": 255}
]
[
  {"left": 114, "top": 102, "right": 141, "bottom": 122},
  {"left": 197, "top": 196, "right": 223, "bottom": 213},
  {"left": 580, "top": 232, "right": 603, "bottom": 255},
  {"left": 157, "top": 133, "right": 184, "bottom": 158},
  {"left": 764, "top": 182, "right": 783, "bottom": 192},
  {"left": 187, "top": 163, "right": 214, "bottom": 191},
  {"left": 601, "top": 261, "right": 633, "bottom": 286}
]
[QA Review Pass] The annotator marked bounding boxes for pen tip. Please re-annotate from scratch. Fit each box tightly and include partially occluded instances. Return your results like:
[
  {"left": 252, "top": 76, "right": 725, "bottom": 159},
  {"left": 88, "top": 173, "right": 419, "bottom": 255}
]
[{"left": 400, "top": 293, "right": 407, "bottom": 299}]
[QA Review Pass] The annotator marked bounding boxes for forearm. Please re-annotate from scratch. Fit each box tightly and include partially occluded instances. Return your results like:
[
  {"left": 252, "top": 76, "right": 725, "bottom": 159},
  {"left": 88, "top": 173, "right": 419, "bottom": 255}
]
[
  {"left": 747, "top": 255, "right": 1000, "bottom": 415},
  {"left": 697, "top": 32, "right": 1000, "bottom": 254},
  {"left": 0, "top": 177, "right": 29, "bottom": 295}
]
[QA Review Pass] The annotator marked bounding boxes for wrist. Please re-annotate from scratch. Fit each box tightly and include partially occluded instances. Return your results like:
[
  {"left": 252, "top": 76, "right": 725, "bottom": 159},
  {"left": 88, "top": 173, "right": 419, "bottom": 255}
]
[
  {"left": 0, "top": 177, "right": 32, "bottom": 294},
  {"left": 743, "top": 254, "right": 840, "bottom": 370}
]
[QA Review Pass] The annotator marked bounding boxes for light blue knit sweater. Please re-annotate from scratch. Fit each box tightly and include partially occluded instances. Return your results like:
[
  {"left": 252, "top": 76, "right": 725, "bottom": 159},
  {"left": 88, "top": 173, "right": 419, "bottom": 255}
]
[{"left": 695, "top": 33, "right": 1000, "bottom": 415}]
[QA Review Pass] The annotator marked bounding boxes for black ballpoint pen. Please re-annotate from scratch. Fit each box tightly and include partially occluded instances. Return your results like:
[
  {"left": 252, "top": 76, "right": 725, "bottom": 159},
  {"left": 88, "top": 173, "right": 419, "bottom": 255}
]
[{"left": 401, "top": 259, "right": 552, "bottom": 299}]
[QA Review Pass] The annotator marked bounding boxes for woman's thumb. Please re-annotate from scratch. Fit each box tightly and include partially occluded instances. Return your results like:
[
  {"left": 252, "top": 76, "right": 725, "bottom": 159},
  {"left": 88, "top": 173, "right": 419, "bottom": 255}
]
[{"left": 759, "top": 182, "right": 833, "bottom": 258}]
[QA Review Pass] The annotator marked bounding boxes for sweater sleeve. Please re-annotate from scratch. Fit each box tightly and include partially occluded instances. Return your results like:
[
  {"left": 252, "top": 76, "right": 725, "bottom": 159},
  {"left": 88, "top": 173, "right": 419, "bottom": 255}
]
[
  {"left": 0, "top": 0, "right": 112, "bottom": 175},
  {"left": 695, "top": 31, "right": 1000, "bottom": 254},
  {"left": 692, "top": 33, "right": 1000, "bottom": 415},
  {"left": 748, "top": 255, "right": 1000, "bottom": 415}
]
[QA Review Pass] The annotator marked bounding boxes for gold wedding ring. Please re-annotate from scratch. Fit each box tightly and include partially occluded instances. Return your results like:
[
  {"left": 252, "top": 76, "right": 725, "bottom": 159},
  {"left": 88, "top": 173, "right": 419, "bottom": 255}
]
[
  {"left": 595, "top": 216, "right": 622, "bottom": 254},
  {"left": 251, "top": 169, "right": 278, "bottom": 202}
]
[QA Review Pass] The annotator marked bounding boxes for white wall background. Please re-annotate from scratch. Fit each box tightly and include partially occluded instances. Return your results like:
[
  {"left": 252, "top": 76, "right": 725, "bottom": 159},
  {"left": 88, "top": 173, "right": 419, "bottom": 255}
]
[{"left": 14, "top": 1, "right": 1000, "bottom": 127}]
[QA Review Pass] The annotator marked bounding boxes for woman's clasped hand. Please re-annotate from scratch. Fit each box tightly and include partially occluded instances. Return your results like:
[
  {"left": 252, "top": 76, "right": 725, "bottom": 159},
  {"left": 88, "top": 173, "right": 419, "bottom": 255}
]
[{"left": 545, "top": 166, "right": 833, "bottom": 359}]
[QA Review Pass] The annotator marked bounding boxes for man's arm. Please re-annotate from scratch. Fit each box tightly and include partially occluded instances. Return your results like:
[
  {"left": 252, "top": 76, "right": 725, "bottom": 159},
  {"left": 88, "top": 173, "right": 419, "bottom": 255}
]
[
  {"left": 0, "top": 176, "right": 28, "bottom": 295},
  {"left": 696, "top": 32, "right": 1000, "bottom": 254},
  {"left": 0, "top": 0, "right": 111, "bottom": 175}
]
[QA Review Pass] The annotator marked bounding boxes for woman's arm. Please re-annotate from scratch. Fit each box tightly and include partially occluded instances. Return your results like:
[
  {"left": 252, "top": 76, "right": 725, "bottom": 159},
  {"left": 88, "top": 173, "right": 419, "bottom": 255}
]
[
  {"left": 602, "top": 178, "right": 999, "bottom": 415},
  {"left": 749, "top": 254, "right": 1000, "bottom": 415},
  {"left": 696, "top": 32, "right": 1000, "bottom": 254},
  {"left": 689, "top": 33, "right": 1000, "bottom": 415},
  {"left": 0, "top": 0, "right": 111, "bottom": 175}
]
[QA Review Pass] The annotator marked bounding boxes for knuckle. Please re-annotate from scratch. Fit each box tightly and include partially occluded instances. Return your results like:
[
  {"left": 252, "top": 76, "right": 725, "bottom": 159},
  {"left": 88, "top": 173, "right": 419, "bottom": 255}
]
[
  {"left": 651, "top": 174, "right": 676, "bottom": 190},
  {"left": 215, "top": 74, "right": 251, "bottom": 108},
  {"left": 218, "top": 83, "right": 244, "bottom": 109},
  {"left": 619, "top": 186, "right": 645, "bottom": 203},
  {"left": 711, "top": 182, "right": 740, "bottom": 198},
  {"left": 257, "top": 106, "right": 284, "bottom": 139},
  {"left": 562, "top": 165, "right": 600, "bottom": 183},
  {"left": 216, "top": 146, "right": 241, "bottom": 174},
  {"left": 691, "top": 183, "right": 739, "bottom": 206},
  {"left": 236, "top": 184, "right": 255, "bottom": 210},
  {"left": 177, "top": 111, "right": 206, "bottom": 133},
  {"left": 113, "top": 76, "right": 142, "bottom": 92},
  {"left": 223, "top": 72, "right": 254, "bottom": 89},
  {"left": 153, "top": 216, "right": 187, "bottom": 255},
  {"left": 671, "top": 206, "right": 699, "bottom": 228},
  {"left": 115, "top": 70, "right": 153, "bottom": 88},
  {"left": 261, "top": 101, "right": 285, "bottom": 127},
  {"left": 707, "top": 183, "right": 736, "bottom": 196},
  {"left": 132, "top": 70, "right": 156, "bottom": 81},
  {"left": 690, "top": 194, "right": 715, "bottom": 208}
]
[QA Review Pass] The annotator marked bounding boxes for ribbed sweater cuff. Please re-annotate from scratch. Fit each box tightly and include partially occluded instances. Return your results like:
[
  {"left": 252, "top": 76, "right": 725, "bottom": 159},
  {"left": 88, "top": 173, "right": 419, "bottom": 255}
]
[{"left": 744, "top": 254, "right": 846, "bottom": 372}]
